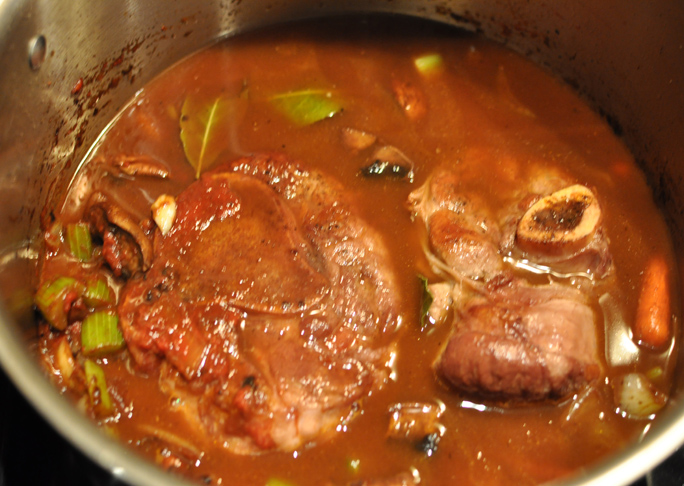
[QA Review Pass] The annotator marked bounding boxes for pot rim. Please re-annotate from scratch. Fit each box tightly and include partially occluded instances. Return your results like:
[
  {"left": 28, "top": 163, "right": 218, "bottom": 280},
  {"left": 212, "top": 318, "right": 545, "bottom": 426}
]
[{"left": 1, "top": 2, "right": 683, "bottom": 485}]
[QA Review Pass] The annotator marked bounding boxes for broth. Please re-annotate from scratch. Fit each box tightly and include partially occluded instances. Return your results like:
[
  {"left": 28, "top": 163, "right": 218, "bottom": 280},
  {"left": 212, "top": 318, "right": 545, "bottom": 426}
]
[{"left": 34, "top": 15, "right": 678, "bottom": 486}]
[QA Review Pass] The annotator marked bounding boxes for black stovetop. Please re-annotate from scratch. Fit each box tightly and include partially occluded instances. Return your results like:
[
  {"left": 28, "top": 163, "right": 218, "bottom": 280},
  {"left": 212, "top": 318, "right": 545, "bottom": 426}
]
[{"left": 0, "top": 369, "right": 681, "bottom": 486}]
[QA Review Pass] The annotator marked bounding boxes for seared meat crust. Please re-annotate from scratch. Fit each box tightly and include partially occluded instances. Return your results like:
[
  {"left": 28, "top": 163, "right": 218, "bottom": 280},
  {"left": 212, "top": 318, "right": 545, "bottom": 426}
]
[
  {"left": 118, "top": 153, "right": 401, "bottom": 454},
  {"left": 409, "top": 164, "right": 607, "bottom": 402}
]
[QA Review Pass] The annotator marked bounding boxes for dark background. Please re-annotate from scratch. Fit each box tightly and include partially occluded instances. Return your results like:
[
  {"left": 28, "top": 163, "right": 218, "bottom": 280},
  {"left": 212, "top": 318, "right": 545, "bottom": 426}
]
[{"left": 1, "top": 368, "right": 682, "bottom": 486}]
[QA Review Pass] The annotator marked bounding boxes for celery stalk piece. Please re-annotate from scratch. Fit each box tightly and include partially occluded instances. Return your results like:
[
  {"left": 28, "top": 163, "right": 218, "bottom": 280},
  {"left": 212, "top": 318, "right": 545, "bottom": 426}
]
[
  {"left": 34, "top": 277, "right": 85, "bottom": 330},
  {"left": 83, "top": 276, "right": 115, "bottom": 308},
  {"left": 66, "top": 222, "right": 93, "bottom": 262},
  {"left": 414, "top": 53, "right": 443, "bottom": 75},
  {"left": 647, "top": 366, "right": 664, "bottom": 381},
  {"left": 347, "top": 458, "right": 361, "bottom": 474},
  {"left": 265, "top": 479, "right": 296, "bottom": 486},
  {"left": 84, "top": 359, "right": 114, "bottom": 414},
  {"left": 81, "top": 311, "right": 125, "bottom": 357}
]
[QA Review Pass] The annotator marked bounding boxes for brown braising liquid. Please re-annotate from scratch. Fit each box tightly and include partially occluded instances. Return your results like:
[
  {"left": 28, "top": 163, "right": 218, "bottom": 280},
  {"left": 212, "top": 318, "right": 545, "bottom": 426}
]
[{"left": 36, "top": 15, "right": 678, "bottom": 486}]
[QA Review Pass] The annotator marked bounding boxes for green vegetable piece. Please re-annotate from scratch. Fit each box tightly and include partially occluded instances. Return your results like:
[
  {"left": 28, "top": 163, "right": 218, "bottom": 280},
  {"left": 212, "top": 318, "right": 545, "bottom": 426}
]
[
  {"left": 84, "top": 359, "right": 114, "bottom": 415},
  {"left": 180, "top": 89, "right": 248, "bottom": 179},
  {"left": 414, "top": 53, "right": 443, "bottom": 75},
  {"left": 81, "top": 311, "right": 125, "bottom": 357},
  {"left": 83, "top": 276, "right": 114, "bottom": 308},
  {"left": 265, "top": 479, "right": 296, "bottom": 486},
  {"left": 66, "top": 223, "right": 93, "bottom": 262},
  {"left": 34, "top": 277, "right": 85, "bottom": 330},
  {"left": 271, "top": 89, "right": 342, "bottom": 126},
  {"left": 647, "top": 366, "right": 664, "bottom": 381},
  {"left": 419, "top": 275, "right": 434, "bottom": 331},
  {"left": 347, "top": 458, "right": 361, "bottom": 474}
]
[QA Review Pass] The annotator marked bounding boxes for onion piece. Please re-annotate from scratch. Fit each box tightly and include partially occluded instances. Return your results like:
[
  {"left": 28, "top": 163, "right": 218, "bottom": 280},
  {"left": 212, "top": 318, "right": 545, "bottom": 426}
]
[
  {"left": 55, "top": 338, "right": 76, "bottom": 382},
  {"left": 387, "top": 401, "right": 445, "bottom": 442},
  {"left": 151, "top": 194, "right": 177, "bottom": 236},
  {"left": 427, "top": 282, "right": 452, "bottom": 326},
  {"left": 341, "top": 127, "right": 377, "bottom": 151},
  {"left": 139, "top": 424, "right": 202, "bottom": 461},
  {"left": 44, "top": 220, "right": 63, "bottom": 251},
  {"left": 616, "top": 372, "right": 666, "bottom": 419}
]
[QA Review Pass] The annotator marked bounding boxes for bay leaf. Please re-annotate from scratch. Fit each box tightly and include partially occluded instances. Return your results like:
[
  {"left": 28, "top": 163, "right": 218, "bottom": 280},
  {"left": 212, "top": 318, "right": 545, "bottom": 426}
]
[
  {"left": 180, "top": 91, "right": 247, "bottom": 178},
  {"left": 270, "top": 89, "right": 342, "bottom": 126}
]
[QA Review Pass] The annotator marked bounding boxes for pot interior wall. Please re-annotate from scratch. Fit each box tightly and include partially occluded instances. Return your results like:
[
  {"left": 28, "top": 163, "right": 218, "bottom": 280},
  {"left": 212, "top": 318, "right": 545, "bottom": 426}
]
[{"left": 0, "top": 1, "right": 683, "bottom": 485}]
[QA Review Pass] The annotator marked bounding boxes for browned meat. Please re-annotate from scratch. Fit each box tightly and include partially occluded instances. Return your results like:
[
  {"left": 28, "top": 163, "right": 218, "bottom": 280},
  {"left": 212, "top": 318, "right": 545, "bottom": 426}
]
[
  {"left": 408, "top": 167, "right": 503, "bottom": 281},
  {"left": 436, "top": 276, "right": 602, "bottom": 401},
  {"left": 410, "top": 165, "right": 613, "bottom": 280},
  {"left": 117, "top": 153, "right": 401, "bottom": 454},
  {"left": 409, "top": 165, "right": 606, "bottom": 402},
  {"left": 101, "top": 227, "right": 144, "bottom": 278},
  {"left": 392, "top": 79, "right": 426, "bottom": 120},
  {"left": 86, "top": 192, "right": 154, "bottom": 277}
]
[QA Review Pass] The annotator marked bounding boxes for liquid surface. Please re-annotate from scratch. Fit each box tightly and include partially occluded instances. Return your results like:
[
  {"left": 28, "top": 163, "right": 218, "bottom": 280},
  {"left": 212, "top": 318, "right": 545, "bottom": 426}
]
[{"left": 35, "top": 16, "right": 678, "bottom": 486}]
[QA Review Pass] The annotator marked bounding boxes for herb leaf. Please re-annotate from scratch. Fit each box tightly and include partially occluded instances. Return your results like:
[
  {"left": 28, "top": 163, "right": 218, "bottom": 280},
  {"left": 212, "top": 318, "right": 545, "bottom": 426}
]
[
  {"left": 180, "top": 90, "right": 248, "bottom": 178},
  {"left": 271, "top": 89, "right": 342, "bottom": 126},
  {"left": 419, "top": 275, "right": 434, "bottom": 331}
]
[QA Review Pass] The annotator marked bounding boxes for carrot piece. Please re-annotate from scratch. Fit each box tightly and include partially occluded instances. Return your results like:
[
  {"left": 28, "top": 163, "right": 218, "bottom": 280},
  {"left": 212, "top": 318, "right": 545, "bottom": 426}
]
[{"left": 634, "top": 256, "right": 671, "bottom": 349}]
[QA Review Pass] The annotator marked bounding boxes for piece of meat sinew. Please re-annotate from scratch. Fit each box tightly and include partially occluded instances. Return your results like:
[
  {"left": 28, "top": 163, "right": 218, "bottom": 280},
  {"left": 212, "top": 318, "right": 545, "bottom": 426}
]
[
  {"left": 409, "top": 164, "right": 607, "bottom": 402},
  {"left": 117, "top": 153, "right": 402, "bottom": 454}
]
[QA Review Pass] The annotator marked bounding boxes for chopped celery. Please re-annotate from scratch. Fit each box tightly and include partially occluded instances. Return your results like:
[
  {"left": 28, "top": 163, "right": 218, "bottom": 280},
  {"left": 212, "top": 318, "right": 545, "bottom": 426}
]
[
  {"left": 270, "top": 89, "right": 342, "bottom": 126},
  {"left": 419, "top": 275, "right": 434, "bottom": 331},
  {"left": 83, "top": 276, "right": 114, "bottom": 308},
  {"left": 81, "top": 311, "right": 125, "bottom": 356},
  {"left": 265, "top": 479, "right": 296, "bottom": 486},
  {"left": 647, "top": 366, "right": 664, "bottom": 381},
  {"left": 34, "top": 276, "right": 85, "bottom": 330},
  {"left": 347, "top": 458, "right": 361, "bottom": 474},
  {"left": 414, "top": 53, "right": 443, "bottom": 75},
  {"left": 66, "top": 222, "right": 93, "bottom": 262},
  {"left": 84, "top": 359, "right": 114, "bottom": 414}
]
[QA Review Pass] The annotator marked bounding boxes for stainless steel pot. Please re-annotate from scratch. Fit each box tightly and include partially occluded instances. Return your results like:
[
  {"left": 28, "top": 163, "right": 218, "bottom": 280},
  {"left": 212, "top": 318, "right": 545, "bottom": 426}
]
[{"left": 1, "top": 1, "right": 683, "bottom": 485}]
